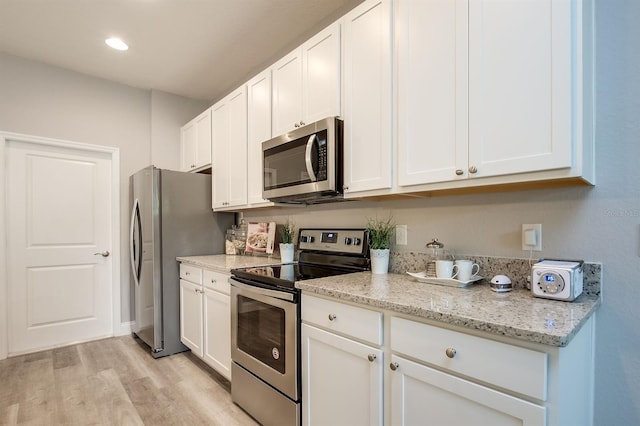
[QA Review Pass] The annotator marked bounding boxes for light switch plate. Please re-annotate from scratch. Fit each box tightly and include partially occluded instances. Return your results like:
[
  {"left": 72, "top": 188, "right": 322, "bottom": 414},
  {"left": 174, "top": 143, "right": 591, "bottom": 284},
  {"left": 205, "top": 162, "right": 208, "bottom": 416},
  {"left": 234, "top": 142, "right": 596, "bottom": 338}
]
[{"left": 396, "top": 225, "right": 407, "bottom": 245}]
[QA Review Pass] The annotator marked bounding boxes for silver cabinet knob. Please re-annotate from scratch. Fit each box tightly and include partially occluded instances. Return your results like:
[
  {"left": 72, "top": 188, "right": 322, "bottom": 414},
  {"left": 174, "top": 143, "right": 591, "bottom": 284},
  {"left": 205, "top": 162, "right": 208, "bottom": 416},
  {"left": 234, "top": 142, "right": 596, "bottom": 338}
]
[
  {"left": 328, "top": 313, "right": 337, "bottom": 321},
  {"left": 294, "top": 123, "right": 300, "bottom": 128},
  {"left": 455, "top": 169, "right": 464, "bottom": 176},
  {"left": 300, "top": 121, "right": 305, "bottom": 126},
  {"left": 343, "top": 185, "right": 349, "bottom": 191},
  {"left": 211, "top": 279, "right": 216, "bottom": 284},
  {"left": 93, "top": 251, "right": 110, "bottom": 257},
  {"left": 469, "top": 166, "right": 478, "bottom": 174},
  {"left": 368, "top": 354, "right": 376, "bottom": 362},
  {"left": 390, "top": 362, "right": 399, "bottom": 371},
  {"left": 445, "top": 347, "right": 457, "bottom": 358}
]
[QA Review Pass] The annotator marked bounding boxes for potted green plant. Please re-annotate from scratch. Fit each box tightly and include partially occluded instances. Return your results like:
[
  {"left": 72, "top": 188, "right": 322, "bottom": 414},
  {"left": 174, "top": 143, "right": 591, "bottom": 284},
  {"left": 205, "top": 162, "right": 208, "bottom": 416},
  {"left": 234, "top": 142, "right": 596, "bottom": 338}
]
[
  {"left": 366, "top": 215, "right": 395, "bottom": 274},
  {"left": 279, "top": 220, "right": 296, "bottom": 263}
]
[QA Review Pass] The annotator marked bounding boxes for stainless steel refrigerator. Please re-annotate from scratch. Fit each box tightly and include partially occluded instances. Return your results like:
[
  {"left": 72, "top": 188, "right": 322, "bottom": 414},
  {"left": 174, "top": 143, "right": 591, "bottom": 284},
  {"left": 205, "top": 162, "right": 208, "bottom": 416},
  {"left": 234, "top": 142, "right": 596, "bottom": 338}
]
[{"left": 130, "top": 166, "right": 234, "bottom": 358}]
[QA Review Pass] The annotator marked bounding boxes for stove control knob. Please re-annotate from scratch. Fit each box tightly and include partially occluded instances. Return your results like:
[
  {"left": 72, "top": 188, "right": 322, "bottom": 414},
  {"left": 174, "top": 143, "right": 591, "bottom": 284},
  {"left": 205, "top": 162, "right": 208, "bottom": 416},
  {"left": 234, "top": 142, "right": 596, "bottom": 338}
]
[
  {"left": 301, "top": 235, "right": 315, "bottom": 243},
  {"left": 353, "top": 237, "right": 361, "bottom": 246},
  {"left": 344, "top": 237, "right": 352, "bottom": 245},
  {"left": 308, "top": 236, "right": 315, "bottom": 243}
]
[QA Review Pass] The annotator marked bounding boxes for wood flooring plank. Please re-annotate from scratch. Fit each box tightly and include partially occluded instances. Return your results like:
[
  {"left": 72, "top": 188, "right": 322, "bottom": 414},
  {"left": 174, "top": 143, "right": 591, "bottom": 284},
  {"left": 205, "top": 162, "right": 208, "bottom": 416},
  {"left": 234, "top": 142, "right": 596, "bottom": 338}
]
[
  {"left": 90, "top": 368, "right": 144, "bottom": 426},
  {"left": 0, "top": 335, "right": 258, "bottom": 426},
  {"left": 52, "top": 345, "right": 81, "bottom": 370}
]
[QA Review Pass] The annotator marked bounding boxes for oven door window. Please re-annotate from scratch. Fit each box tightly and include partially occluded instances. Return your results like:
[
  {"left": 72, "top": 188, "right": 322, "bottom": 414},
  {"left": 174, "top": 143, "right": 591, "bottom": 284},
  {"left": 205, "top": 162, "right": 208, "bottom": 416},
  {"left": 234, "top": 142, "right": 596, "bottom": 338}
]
[{"left": 237, "top": 294, "right": 286, "bottom": 373}]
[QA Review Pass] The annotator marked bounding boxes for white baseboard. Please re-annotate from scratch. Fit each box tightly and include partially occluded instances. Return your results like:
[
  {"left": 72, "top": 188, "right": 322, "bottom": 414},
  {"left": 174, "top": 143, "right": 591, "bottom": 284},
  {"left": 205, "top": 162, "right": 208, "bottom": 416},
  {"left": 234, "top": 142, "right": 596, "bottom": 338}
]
[{"left": 115, "top": 321, "right": 133, "bottom": 336}]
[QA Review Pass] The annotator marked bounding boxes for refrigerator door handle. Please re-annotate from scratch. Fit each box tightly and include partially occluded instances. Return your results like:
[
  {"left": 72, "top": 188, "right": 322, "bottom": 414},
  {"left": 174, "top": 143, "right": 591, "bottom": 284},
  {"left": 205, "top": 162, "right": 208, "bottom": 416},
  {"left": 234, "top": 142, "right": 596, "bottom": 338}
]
[{"left": 130, "top": 198, "right": 142, "bottom": 285}]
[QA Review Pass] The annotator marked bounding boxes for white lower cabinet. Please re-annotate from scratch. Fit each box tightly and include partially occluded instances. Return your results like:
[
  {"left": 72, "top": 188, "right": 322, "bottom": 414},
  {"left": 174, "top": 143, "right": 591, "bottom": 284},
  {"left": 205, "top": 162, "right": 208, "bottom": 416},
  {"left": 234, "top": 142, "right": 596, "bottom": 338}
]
[
  {"left": 302, "top": 324, "right": 383, "bottom": 426},
  {"left": 302, "top": 294, "right": 384, "bottom": 426},
  {"left": 179, "top": 279, "right": 203, "bottom": 357},
  {"left": 202, "top": 270, "right": 231, "bottom": 380},
  {"left": 179, "top": 264, "right": 231, "bottom": 380},
  {"left": 389, "top": 354, "right": 545, "bottom": 426},
  {"left": 301, "top": 294, "right": 595, "bottom": 426}
]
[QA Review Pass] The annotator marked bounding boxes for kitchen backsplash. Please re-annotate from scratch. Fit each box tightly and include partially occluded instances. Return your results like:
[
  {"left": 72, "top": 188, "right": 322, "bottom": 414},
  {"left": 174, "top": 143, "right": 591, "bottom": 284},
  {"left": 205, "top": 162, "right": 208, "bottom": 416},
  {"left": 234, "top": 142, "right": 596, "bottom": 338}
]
[{"left": 391, "top": 252, "right": 602, "bottom": 296}]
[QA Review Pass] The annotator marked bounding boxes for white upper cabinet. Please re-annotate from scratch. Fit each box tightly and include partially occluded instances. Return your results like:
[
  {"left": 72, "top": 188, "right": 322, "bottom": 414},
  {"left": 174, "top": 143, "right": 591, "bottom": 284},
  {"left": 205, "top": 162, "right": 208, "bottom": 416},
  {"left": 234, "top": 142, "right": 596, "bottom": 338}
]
[
  {"left": 342, "top": 0, "right": 393, "bottom": 196},
  {"left": 467, "top": 0, "right": 573, "bottom": 178},
  {"left": 180, "top": 108, "right": 212, "bottom": 172},
  {"left": 272, "top": 23, "right": 341, "bottom": 136},
  {"left": 212, "top": 86, "right": 248, "bottom": 210},
  {"left": 395, "top": 0, "right": 593, "bottom": 192},
  {"left": 396, "top": 0, "right": 468, "bottom": 187},
  {"left": 246, "top": 70, "right": 275, "bottom": 207}
]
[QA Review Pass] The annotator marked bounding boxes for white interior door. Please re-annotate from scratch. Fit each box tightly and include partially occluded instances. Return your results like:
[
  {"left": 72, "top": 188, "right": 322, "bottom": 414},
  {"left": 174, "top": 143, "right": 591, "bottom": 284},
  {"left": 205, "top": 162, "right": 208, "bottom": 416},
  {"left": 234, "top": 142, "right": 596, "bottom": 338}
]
[{"left": 6, "top": 140, "right": 113, "bottom": 355}]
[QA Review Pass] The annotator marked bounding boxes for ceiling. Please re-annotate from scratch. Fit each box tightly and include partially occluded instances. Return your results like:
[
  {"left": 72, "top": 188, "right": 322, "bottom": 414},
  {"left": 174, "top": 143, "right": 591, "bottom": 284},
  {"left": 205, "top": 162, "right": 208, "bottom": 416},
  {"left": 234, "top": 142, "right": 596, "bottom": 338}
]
[{"left": 0, "top": 0, "right": 363, "bottom": 102}]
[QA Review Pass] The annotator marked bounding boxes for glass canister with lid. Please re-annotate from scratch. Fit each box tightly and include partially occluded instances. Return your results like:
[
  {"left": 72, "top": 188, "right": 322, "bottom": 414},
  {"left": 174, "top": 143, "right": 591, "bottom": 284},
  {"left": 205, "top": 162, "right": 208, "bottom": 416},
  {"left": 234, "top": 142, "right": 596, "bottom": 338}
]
[{"left": 425, "top": 238, "right": 452, "bottom": 277}]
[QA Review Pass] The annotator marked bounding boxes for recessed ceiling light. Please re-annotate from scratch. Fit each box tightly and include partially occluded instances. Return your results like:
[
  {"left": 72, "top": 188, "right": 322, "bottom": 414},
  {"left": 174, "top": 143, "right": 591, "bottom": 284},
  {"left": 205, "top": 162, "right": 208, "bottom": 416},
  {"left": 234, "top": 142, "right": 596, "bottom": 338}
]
[{"left": 105, "top": 37, "right": 128, "bottom": 51}]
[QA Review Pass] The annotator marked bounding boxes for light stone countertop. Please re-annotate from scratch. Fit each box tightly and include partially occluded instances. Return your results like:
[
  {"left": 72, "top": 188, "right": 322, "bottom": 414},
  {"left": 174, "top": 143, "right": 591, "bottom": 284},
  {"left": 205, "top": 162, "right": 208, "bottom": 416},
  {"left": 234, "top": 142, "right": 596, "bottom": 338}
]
[
  {"left": 176, "top": 254, "right": 282, "bottom": 274},
  {"left": 296, "top": 271, "right": 600, "bottom": 347}
]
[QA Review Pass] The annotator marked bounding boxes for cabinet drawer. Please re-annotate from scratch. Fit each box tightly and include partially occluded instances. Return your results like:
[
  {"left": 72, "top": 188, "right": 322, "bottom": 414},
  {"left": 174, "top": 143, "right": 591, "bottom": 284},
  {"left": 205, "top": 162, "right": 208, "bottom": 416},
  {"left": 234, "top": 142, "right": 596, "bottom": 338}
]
[
  {"left": 390, "top": 317, "right": 547, "bottom": 401},
  {"left": 302, "top": 294, "right": 382, "bottom": 345},
  {"left": 203, "top": 269, "right": 230, "bottom": 295},
  {"left": 179, "top": 264, "right": 202, "bottom": 285}
]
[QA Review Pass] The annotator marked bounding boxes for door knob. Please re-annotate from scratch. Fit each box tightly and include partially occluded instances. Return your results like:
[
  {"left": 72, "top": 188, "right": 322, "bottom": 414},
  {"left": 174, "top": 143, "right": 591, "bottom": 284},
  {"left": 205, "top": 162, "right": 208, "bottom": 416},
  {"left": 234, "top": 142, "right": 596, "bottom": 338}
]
[{"left": 94, "top": 251, "right": 110, "bottom": 257}]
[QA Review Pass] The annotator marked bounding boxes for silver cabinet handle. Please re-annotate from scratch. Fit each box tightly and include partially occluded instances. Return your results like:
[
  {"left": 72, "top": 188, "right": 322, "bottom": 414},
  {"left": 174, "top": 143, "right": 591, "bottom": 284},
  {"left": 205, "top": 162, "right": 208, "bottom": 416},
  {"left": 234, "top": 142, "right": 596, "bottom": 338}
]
[
  {"left": 469, "top": 166, "right": 478, "bottom": 174},
  {"left": 328, "top": 313, "right": 337, "bottom": 321},
  {"left": 368, "top": 354, "right": 376, "bottom": 362},
  {"left": 455, "top": 169, "right": 464, "bottom": 176},
  {"left": 390, "top": 362, "right": 399, "bottom": 371},
  {"left": 94, "top": 251, "right": 110, "bottom": 257},
  {"left": 300, "top": 121, "right": 305, "bottom": 126},
  {"left": 211, "top": 279, "right": 216, "bottom": 284},
  {"left": 445, "top": 347, "right": 457, "bottom": 358},
  {"left": 294, "top": 123, "right": 300, "bottom": 128}
]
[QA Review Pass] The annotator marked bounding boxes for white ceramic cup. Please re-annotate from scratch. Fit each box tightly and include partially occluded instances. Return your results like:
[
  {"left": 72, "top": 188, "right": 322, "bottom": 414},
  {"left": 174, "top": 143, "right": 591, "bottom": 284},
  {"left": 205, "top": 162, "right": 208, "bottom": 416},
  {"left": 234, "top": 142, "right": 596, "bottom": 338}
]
[
  {"left": 455, "top": 259, "right": 480, "bottom": 281},
  {"left": 435, "top": 260, "right": 458, "bottom": 279}
]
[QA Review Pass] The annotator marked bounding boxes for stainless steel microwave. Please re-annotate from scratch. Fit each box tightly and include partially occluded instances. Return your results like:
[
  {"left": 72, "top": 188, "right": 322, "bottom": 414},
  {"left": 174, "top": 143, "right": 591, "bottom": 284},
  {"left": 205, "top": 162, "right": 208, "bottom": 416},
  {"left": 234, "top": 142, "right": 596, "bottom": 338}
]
[{"left": 262, "top": 117, "right": 343, "bottom": 204}]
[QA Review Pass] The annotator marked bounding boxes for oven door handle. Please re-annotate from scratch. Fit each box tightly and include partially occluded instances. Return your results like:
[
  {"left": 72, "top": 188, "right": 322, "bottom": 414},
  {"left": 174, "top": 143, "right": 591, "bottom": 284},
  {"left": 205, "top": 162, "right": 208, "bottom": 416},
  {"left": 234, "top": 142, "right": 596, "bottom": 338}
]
[
  {"left": 229, "top": 278, "right": 295, "bottom": 302},
  {"left": 304, "top": 134, "right": 318, "bottom": 182}
]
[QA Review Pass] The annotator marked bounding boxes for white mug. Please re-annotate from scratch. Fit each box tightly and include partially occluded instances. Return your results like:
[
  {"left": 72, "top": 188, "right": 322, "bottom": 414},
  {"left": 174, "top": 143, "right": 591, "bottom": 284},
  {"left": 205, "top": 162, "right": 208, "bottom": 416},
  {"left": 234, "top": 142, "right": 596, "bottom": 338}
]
[
  {"left": 436, "top": 260, "right": 459, "bottom": 279},
  {"left": 455, "top": 259, "right": 480, "bottom": 281}
]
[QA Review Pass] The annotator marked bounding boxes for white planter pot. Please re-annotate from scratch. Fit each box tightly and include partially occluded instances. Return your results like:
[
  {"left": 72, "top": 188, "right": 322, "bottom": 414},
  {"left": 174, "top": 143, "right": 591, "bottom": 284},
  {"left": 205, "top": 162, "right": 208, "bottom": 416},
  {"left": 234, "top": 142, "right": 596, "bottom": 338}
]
[
  {"left": 279, "top": 243, "right": 295, "bottom": 263},
  {"left": 370, "top": 248, "right": 390, "bottom": 274}
]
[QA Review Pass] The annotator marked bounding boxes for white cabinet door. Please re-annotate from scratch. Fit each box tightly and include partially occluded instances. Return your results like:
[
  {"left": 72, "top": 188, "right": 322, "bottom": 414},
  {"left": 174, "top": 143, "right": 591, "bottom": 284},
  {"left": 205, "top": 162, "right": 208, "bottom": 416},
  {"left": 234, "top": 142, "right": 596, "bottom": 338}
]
[
  {"left": 342, "top": 0, "right": 393, "bottom": 195},
  {"left": 180, "top": 121, "right": 197, "bottom": 172},
  {"left": 302, "top": 22, "right": 341, "bottom": 125},
  {"left": 203, "top": 287, "right": 231, "bottom": 380},
  {"left": 212, "top": 87, "right": 248, "bottom": 210},
  {"left": 272, "top": 49, "right": 303, "bottom": 136},
  {"left": 180, "top": 109, "right": 212, "bottom": 172},
  {"left": 272, "top": 23, "right": 341, "bottom": 136},
  {"left": 389, "top": 354, "right": 546, "bottom": 426},
  {"left": 468, "top": 0, "right": 572, "bottom": 178},
  {"left": 302, "top": 324, "right": 383, "bottom": 426},
  {"left": 247, "top": 70, "right": 275, "bottom": 207},
  {"left": 397, "top": 0, "right": 468, "bottom": 186},
  {"left": 180, "top": 279, "right": 203, "bottom": 357}
]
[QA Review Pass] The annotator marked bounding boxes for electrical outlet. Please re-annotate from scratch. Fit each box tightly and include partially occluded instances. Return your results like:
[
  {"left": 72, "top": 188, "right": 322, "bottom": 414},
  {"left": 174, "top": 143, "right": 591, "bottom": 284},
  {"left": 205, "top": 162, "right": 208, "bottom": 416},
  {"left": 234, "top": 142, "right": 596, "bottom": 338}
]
[
  {"left": 521, "top": 224, "right": 542, "bottom": 251},
  {"left": 396, "top": 225, "right": 407, "bottom": 245}
]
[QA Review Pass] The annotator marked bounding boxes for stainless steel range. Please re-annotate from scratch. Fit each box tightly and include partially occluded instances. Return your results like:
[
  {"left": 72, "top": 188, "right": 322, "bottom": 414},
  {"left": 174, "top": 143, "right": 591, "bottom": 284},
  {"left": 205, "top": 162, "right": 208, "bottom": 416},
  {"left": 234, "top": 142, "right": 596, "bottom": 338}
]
[{"left": 229, "top": 228, "right": 370, "bottom": 426}]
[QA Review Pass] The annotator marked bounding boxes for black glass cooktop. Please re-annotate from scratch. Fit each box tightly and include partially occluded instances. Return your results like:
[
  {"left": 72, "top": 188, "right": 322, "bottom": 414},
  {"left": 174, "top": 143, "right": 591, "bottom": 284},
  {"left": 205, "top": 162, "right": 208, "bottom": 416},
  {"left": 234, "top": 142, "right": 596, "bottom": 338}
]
[{"left": 231, "top": 262, "right": 359, "bottom": 291}]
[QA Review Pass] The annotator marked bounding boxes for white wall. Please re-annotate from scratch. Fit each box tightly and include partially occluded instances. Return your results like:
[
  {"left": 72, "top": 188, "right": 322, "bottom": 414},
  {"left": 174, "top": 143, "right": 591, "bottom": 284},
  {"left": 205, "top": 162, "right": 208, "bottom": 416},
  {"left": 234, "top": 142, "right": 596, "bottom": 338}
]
[
  {"left": 242, "top": 1, "right": 640, "bottom": 423},
  {"left": 151, "top": 90, "right": 209, "bottom": 170},
  {"left": 0, "top": 52, "right": 208, "bottom": 329}
]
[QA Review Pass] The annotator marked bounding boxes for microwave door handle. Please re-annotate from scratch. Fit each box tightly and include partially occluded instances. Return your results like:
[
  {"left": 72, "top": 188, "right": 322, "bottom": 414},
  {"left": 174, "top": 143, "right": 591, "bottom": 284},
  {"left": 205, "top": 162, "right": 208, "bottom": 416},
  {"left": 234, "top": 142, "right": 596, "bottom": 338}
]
[{"left": 305, "top": 134, "right": 318, "bottom": 182}]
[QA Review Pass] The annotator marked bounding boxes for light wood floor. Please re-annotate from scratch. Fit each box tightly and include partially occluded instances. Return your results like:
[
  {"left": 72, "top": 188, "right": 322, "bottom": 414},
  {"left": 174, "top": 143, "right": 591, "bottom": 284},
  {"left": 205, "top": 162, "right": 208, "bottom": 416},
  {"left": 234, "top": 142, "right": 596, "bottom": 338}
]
[{"left": 0, "top": 335, "right": 258, "bottom": 425}]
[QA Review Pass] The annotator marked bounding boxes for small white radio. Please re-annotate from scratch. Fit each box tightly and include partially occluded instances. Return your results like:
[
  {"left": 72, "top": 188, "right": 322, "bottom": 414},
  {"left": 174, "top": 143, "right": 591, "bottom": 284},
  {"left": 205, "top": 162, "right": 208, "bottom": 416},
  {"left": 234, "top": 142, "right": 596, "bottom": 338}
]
[{"left": 531, "top": 260, "right": 584, "bottom": 301}]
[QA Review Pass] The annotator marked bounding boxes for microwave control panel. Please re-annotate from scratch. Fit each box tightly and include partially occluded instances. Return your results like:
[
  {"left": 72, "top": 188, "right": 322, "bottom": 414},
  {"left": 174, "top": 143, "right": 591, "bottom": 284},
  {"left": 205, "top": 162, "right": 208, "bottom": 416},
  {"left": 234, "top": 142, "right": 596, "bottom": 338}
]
[{"left": 298, "top": 228, "right": 368, "bottom": 255}]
